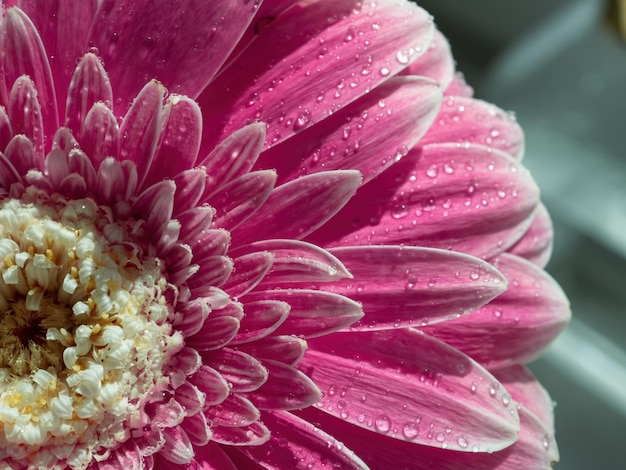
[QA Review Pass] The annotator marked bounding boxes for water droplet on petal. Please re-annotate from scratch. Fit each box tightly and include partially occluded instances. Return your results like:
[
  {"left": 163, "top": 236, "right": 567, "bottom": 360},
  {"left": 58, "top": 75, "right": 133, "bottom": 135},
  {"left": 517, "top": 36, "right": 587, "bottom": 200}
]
[
  {"left": 457, "top": 435, "right": 469, "bottom": 448},
  {"left": 402, "top": 422, "right": 419, "bottom": 440},
  {"left": 374, "top": 415, "right": 391, "bottom": 434}
]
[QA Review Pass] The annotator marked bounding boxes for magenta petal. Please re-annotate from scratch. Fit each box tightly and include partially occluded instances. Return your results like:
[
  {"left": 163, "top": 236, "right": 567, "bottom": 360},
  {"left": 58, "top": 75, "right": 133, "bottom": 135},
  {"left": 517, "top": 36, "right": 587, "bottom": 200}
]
[
  {"left": 189, "top": 365, "right": 229, "bottom": 407},
  {"left": 420, "top": 96, "right": 525, "bottom": 159},
  {"left": 200, "top": 0, "right": 434, "bottom": 151},
  {"left": 64, "top": 53, "right": 113, "bottom": 139},
  {"left": 256, "top": 76, "right": 441, "bottom": 185},
  {"left": 303, "top": 329, "right": 520, "bottom": 451},
  {"left": 5, "top": 134, "right": 38, "bottom": 175},
  {"left": 203, "top": 348, "right": 268, "bottom": 393},
  {"left": 245, "top": 289, "right": 363, "bottom": 339},
  {"left": 230, "top": 300, "right": 290, "bottom": 345},
  {"left": 222, "top": 252, "right": 274, "bottom": 299},
  {"left": 211, "top": 420, "right": 270, "bottom": 447},
  {"left": 172, "top": 169, "right": 207, "bottom": 215},
  {"left": 312, "top": 143, "right": 539, "bottom": 260},
  {"left": 132, "top": 180, "right": 175, "bottom": 238},
  {"left": 88, "top": 0, "right": 260, "bottom": 111},
  {"left": 118, "top": 80, "right": 167, "bottom": 188},
  {"left": 8, "top": 76, "right": 45, "bottom": 160},
  {"left": 0, "top": 152, "right": 22, "bottom": 190},
  {"left": 174, "top": 382, "right": 206, "bottom": 417},
  {"left": 185, "top": 315, "right": 239, "bottom": 352},
  {"left": 144, "top": 95, "right": 202, "bottom": 187},
  {"left": 248, "top": 359, "right": 321, "bottom": 411},
  {"left": 494, "top": 365, "right": 556, "bottom": 434},
  {"left": 181, "top": 412, "right": 212, "bottom": 447},
  {"left": 231, "top": 170, "right": 361, "bottom": 246},
  {"left": 208, "top": 170, "right": 277, "bottom": 232},
  {"left": 199, "top": 122, "right": 266, "bottom": 195},
  {"left": 238, "top": 335, "right": 308, "bottom": 367},
  {"left": 233, "top": 239, "right": 352, "bottom": 284},
  {"left": 235, "top": 411, "right": 368, "bottom": 469},
  {"left": 508, "top": 203, "right": 554, "bottom": 268},
  {"left": 206, "top": 393, "right": 260, "bottom": 428},
  {"left": 422, "top": 253, "right": 571, "bottom": 369},
  {"left": 188, "top": 442, "right": 237, "bottom": 470},
  {"left": 81, "top": 102, "right": 119, "bottom": 167},
  {"left": 160, "top": 426, "right": 194, "bottom": 465},
  {"left": 0, "top": 8, "right": 58, "bottom": 136},
  {"left": 322, "top": 246, "right": 506, "bottom": 330},
  {"left": 0, "top": 106, "right": 13, "bottom": 151},
  {"left": 401, "top": 29, "right": 455, "bottom": 88},
  {"left": 187, "top": 255, "right": 233, "bottom": 289}
]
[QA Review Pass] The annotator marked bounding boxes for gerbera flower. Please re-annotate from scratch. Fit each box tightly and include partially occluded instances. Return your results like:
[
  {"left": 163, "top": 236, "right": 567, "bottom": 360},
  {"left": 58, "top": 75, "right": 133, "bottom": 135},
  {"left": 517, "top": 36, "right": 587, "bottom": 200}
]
[{"left": 0, "top": 0, "right": 570, "bottom": 469}]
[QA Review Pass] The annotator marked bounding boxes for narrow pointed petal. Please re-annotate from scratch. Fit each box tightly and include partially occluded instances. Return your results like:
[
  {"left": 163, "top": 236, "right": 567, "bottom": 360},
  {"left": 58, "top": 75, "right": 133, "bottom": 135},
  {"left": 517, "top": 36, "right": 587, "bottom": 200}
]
[
  {"left": 322, "top": 246, "right": 506, "bottom": 330},
  {"left": 230, "top": 300, "right": 290, "bottom": 345},
  {"left": 203, "top": 348, "right": 268, "bottom": 393},
  {"left": 236, "top": 411, "right": 369, "bottom": 469},
  {"left": 208, "top": 170, "right": 277, "bottom": 232},
  {"left": 88, "top": 0, "right": 260, "bottom": 112},
  {"left": 238, "top": 336, "right": 308, "bottom": 367},
  {"left": 401, "top": 29, "right": 455, "bottom": 89},
  {"left": 144, "top": 95, "right": 202, "bottom": 186},
  {"left": 256, "top": 77, "right": 441, "bottom": 185},
  {"left": 132, "top": 180, "right": 175, "bottom": 237},
  {"left": 422, "top": 253, "right": 571, "bottom": 369},
  {"left": 245, "top": 289, "right": 363, "bottom": 338},
  {"left": 222, "top": 252, "right": 274, "bottom": 299},
  {"left": 249, "top": 359, "right": 321, "bottom": 410},
  {"left": 190, "top": 442, "right": 237, "bottom": 470},
  {"left": 297, "top": 404, "right": 557, "bottom": 469},
  {"left": 200, "top": 0, "right": 434, "bottom": 151},
  {"left": 233, "top": 239, "right": 352, "bottom": 285},
  {"left": 311, "top": 144, "right": 539, "bottom": 260},
  {"left": 81, "top": 102, "right": 119, "bottom": 167},
  {"left": 118, "top": 80, "right": 167, "bottom": 187},
  {"left": 65, "top": 53, "right": 113, "bottom": 139},
  {"left": 508, "top": 203, "right": 553, "bottom": 267},
  {"left": 420, "top": 96, "right": 525, "bottom": 159},
  {"left": 199, "top": 122, "right": 266, "bottom": 195},
  {"left": 493, "top": 365, "right": 555, "bottom": 434},
  {"left": 206, "top": 393, "right": 260, "bottom": 428},
  {"left": 211, "top": 420, "right": 270, "bottom": 447},
  {"left": 14, "top": 0, "right": 98, "bottom": 116},
  {"left": 0, "top": 7, "right": 58, "bottom": 135},
  {"left": 8, "top": 76, "right": 44, "bottom": 160},
  {"left": 303, "top": 329, "right": 520, "bottom": 451},
  {"left": 231, "top": 170, "right": 362, "bottom": 246}
]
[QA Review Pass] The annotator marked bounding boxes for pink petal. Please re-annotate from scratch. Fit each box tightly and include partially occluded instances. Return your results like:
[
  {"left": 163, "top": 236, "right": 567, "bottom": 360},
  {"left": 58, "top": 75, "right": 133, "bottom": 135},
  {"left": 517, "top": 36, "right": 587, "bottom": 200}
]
[
  {"left": 88, "top": 0, "right": 260, "bottom": 111},
  {"left": 160, "top": 426, "right": 194, "bottom": 465},
  {"left": 202, "top": 348, "right": 268, "bottom": 393},
  {"left": 245, "top": 289, "right": 363, "bottom": 339},
  {"left": 185, "top": 315, "right": 239, "bottom": 352},
  {"left": 199, "top": 122, "right": 266, "bottom": 196},
  {"left": 211, "top": 420, "right": 271, "bottom": 447},
  {"left": 200, "top": 0, "right": 434, "bottom": 152},
  {"left": 0, "top": 152, "right": 21, "bottom": 190},
  {"left": 189, "top": 229, "right": 230, "bottom": 261},
  {"left": 95, "top": 157, "right": 125, "bottom": 204},
  {"left": 248, "top": 359, "right": 321, "bottom": 411},
  {"left": 311, "top": 143, "right": 539, "bottom": 260},
  {"left": 445, "top": 73, "right": 474, "bottom": 98},
  {"left": 8, "top": 76, "right": 44, "bottom": 161},
  {"left": 173, "top": 298, "right": 209, "bottom": 337},
  {"left": 222, "top": 252, "right": 274, "bottom": 299},
  {"left": 206, "top": 393, "right": 260, "bottom": 428},
  {"left": 321, "top": 246, "right": 506, "bottom": 330},
  {"left": 230, "top": 170, "right": 361, "bottom": 246},
  {"left": 81, "top": 102, "right": 119, "bottom": 167},
  {"left": 493, "top": 365, "right": 555, "bottom": 434},
  {"left": 174, "top": 382, "right": 206, "bottom": 417},
  {"left": 98, "top": 439, "right": 145, "bottom": 470},
  {"left": 208, "top": 170, "right": 277, "bottom": 232},
  {"left": 0, "top": 7, "right": 58, "bottom": 137},
  {"left": 5, "top": 134, "right": 38, "bottom": 174},
  {"left": 508, "top": 203, "right": 553, "bottom": 267},
  {"left": 238, "top": 335, "right": 308, "bottom": 367},
  {"left": 64, "top": 53, "right": 113, "bottom": 140},
  {"left": 0, "top": 106, "right": 13, "bottom": 151},
  {"left": 118, "top": 80, "right": 167, "bottom": 188},
  {"left": 189, "top": 365, "right": 229, "bottom": 407},
  {"left": 188, "top": 442, "right": 237, "bottom": 470},
  {"left": 229, "top": 300, "right": 290, "bottom": 345},
  {"left": 419, "top": 96, "right": 525, "bottom": 159},
  {"left": 67, "top": 149, "right": 97, "bottom": 190},
  {"left": 422, "top": 253, "right": 571, "bottom": 369},
  {"left": 132, "top": 180, "right": 175, "bottom": 238},
  {"left": 187, "top": 255, "right": 233, "bottom": 289},
  {"left": 256, "top": 76, "right": 441, "bottom": 185},
  {"left": 166, "top": 347, "right": 202, "bottom": 389},
  {"left": 303, "top": 329, "right": 520, "bottom": 451},
  {"left": 149, "top": 398, "right": 185, "bottom": 428},
  {"left": 235, "top": 410, "right": 368, "bottom": 469},
  {"left": 181, "top": 412, "right": 212, "bottom": 447},
  {"left": 144, "top": 95, "right": 202, "bottom": 187},
  {"left": 233, "top": 239, "right": 352, "bottom": 284},
  {"left": 298, "top": 403, "right": 558, "bottom": 469},
  {"left": 401, "top": 29, "right": 455, "bottom": 88},
  {"left": 172, "top": 168, "right": 207, "bottom": 215}
]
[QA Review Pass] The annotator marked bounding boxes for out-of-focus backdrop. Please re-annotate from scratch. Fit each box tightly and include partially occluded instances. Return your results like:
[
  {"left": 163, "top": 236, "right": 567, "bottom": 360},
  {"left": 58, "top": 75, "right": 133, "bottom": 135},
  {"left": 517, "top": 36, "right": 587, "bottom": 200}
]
[{"left": 413, "top": 0, "right": 626, "bottom": 468}]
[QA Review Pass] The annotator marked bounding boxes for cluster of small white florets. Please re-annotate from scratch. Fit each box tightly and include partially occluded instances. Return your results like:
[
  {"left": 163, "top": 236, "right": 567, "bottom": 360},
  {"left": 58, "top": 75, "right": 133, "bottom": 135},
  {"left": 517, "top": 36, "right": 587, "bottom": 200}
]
[{"left": 0, "top": 188, "right": 180, "bottom": 467}]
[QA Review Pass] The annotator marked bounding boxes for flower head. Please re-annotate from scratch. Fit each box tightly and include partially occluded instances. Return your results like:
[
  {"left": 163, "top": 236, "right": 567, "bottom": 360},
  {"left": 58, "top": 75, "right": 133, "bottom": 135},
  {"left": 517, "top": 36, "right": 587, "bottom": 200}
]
[{"left": 0, "top": 1, "right": 569, "bottom": 468}]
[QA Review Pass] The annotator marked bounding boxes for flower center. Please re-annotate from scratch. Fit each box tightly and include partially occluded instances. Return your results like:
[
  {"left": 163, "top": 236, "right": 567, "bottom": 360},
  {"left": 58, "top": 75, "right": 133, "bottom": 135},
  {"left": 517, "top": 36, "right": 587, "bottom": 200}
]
[{"left": 0, "top": 187, "right": 181, "bottom": 464}]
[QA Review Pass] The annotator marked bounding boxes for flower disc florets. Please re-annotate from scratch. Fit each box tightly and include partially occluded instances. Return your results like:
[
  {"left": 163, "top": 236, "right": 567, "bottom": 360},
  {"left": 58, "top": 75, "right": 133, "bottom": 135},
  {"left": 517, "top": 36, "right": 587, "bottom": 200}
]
[{"left": 0, "top": 186, "right": 181, "bottom": 467}]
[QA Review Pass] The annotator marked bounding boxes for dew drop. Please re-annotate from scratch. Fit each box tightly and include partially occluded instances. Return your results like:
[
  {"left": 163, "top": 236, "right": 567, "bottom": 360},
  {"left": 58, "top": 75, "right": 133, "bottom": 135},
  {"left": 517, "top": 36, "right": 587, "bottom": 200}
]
[
  {"left": 470, "top": 381, "right": 478, "bottom": 394},
  {"left": 294, "top": 110, "right": 311, "bottom": 130},
  {"left": 542, "top": 434, "right": 552, "bottom": 450},
  {"left": 488, "top": 382, "right": 500, "bottom": 397},
  {"left": 402, "top": 422, "right": 419, "bottom": 440},
  {"left": 379, "top": 67, "right": 390, "bottom": 77},
  {"left": 396, "top": 50, "right": 410, "bottom": 64},
  {"left": 502, "top": 393, "right": 511, "bottom": 406},
  {"left": 457, "top": 435, "right": 469, "bottom": 448},
  {"left": 426, "top": 165, "right": 438, "bottom": 178},
  {"left": 435, "top": 432, "right": 446, "bottom": 442},
  {"left": 374, "top": 415, "right": 391, "bottom": 434}
]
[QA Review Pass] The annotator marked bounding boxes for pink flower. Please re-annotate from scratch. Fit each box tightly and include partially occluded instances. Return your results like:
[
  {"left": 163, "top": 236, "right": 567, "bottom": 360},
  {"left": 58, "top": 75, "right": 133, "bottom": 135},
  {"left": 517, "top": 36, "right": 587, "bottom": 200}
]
[{"left": 0, "top": 0, "right": 569, "bottom": 468}]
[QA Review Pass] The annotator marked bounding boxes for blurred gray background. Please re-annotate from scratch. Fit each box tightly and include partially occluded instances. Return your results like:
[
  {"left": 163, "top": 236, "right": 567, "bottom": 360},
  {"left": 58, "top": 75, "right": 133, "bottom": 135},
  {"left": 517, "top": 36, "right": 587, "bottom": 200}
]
[{"left": 413, "top": 0, "right": 626, "bottom": 468}]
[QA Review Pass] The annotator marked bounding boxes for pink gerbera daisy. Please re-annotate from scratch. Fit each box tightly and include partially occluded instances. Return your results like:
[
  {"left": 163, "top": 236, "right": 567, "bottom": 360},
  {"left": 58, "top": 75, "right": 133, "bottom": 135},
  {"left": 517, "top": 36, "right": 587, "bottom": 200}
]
[{"left": 0, "top": 1, "right": 570, "bottom": 469}]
